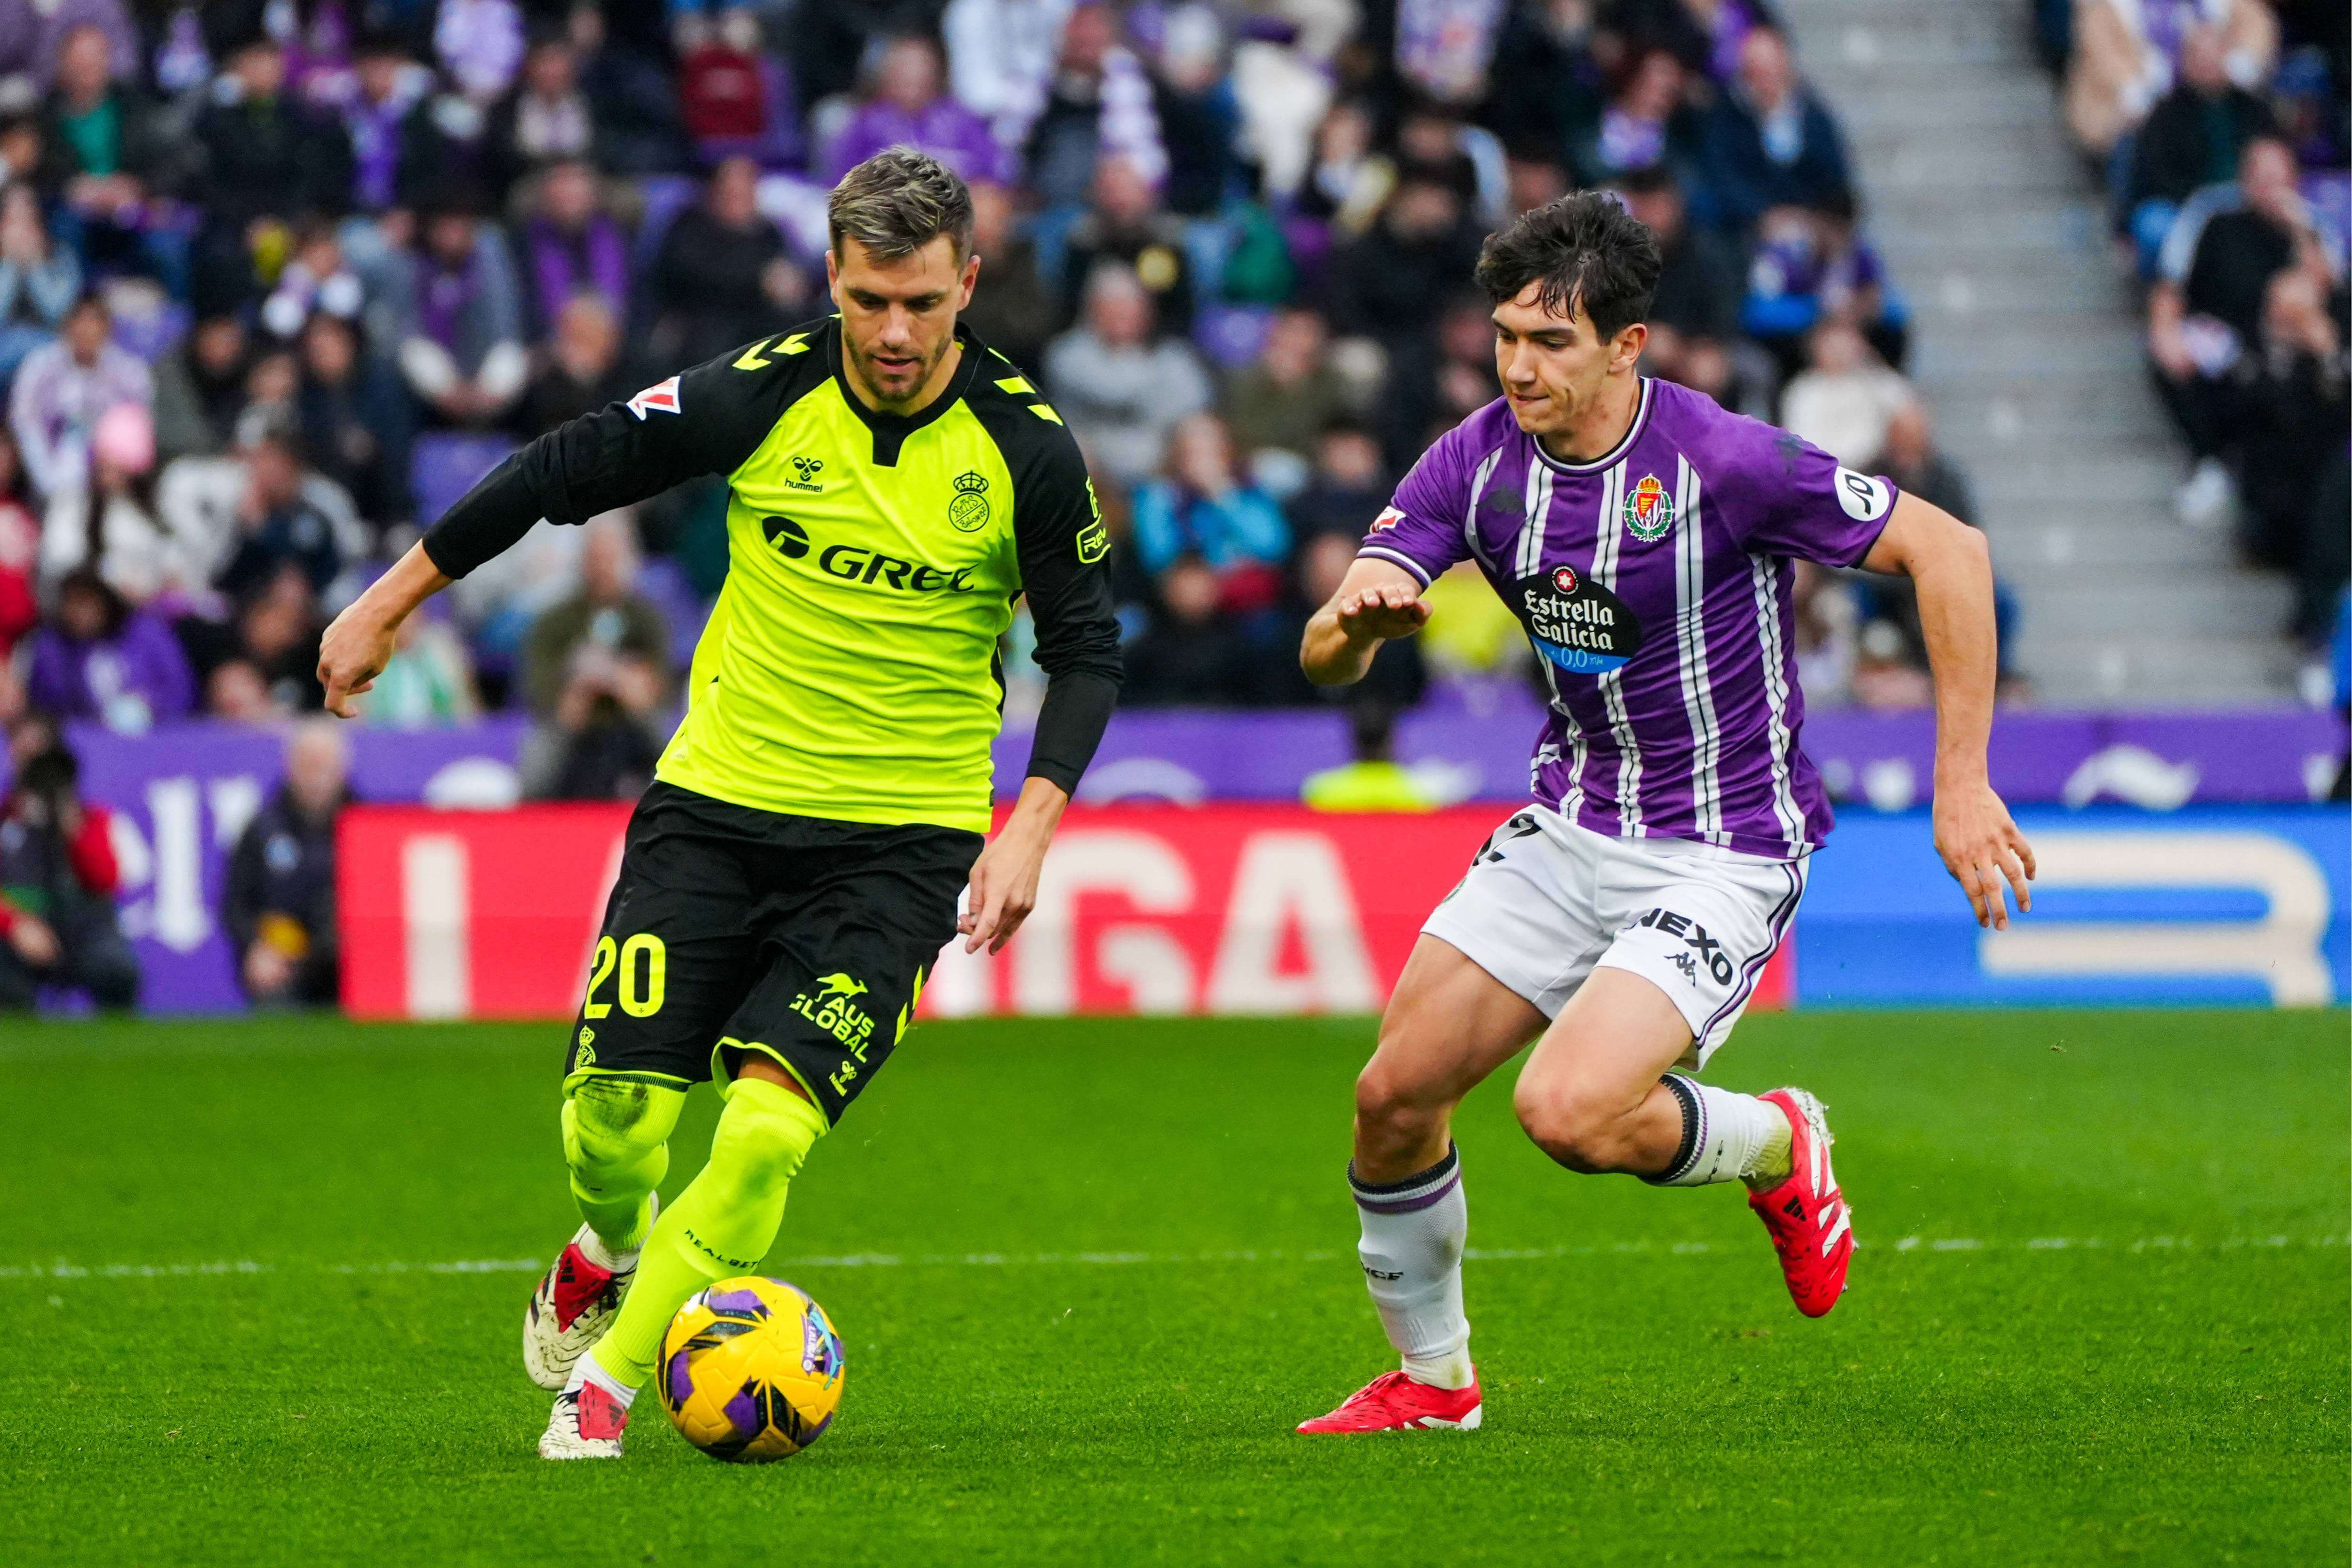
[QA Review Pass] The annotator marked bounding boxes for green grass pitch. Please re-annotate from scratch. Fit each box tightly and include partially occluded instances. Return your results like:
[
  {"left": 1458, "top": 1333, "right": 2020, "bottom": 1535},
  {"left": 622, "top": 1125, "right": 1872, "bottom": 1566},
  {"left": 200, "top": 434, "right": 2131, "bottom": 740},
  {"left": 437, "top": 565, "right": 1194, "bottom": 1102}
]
[{"left": 3, "top": 1009, "right": 2344, "bottom": 1565}]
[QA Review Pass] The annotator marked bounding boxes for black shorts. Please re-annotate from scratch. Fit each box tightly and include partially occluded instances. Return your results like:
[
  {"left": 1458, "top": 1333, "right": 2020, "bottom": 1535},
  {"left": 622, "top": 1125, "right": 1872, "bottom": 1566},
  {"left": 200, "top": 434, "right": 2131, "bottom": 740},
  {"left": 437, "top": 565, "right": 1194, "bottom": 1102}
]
[{"left": 562, "top": 781, "right": 983, "bottom": 1125}]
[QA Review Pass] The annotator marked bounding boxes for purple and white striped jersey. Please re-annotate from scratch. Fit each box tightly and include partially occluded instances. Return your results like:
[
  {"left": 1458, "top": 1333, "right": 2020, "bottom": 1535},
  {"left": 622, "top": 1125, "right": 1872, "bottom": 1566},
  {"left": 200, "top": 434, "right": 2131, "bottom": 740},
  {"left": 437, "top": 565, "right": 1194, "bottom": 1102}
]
[{"left": 1360, "top": 380, "right": 1899, "bottom": 860}]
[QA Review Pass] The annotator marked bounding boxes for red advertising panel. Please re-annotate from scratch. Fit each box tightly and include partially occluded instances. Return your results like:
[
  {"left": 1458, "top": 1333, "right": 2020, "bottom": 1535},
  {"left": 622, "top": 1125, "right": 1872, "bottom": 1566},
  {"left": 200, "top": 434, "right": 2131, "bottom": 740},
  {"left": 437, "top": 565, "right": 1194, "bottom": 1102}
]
[{"left": 340, "top": 804, "right": 1791, "bottom": 1021}]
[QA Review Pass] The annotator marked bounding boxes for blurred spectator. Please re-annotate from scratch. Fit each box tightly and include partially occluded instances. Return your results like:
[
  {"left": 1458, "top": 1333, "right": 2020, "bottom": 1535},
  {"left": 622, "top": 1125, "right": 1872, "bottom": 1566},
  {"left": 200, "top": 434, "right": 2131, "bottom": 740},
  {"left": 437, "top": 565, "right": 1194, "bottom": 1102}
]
[
  {"left": 520, "top": 292, "right": 627, "bottom": 437},
  {"left": 1480, "top": 0, "right": 1607, "bottom": 163},
  {"left": 2119, "top": 24, "right": 2279, "bottom": 272},
  {"left": 1623, "top": 168, "right": 1743, "bottom": 404},
  {"left": 398, "top": 201, "right": 528, "bottom": 429},
  {"left": 224, "top": 716, "right": 348, "bottom": 1006},
  {"left": 1130, "top": 412, "right": 1289, "bottom": 611},
  {"left": 1393, "top": 100, "right": 1499, "bottom": 225},
  {"left": 1221, "top": 307, "right": 1352, "bottom": 474},
  {"left": 826, "top": 34, "right": 1008, "bottom": 186},
  {"left": 152, "top": 312, "right": 249, "bottom": 465},
  {"left": 343, "top": 28, "right": 433, "bottom": 214},
  {"left": 2149, "top": 136, "right": 2333, "bottom": 522},
  {"left": 1303, "top": 700, "right": 1443, "bottom": 811},
  {"left": 1573, "top": 49, "right": 1702, "bottom": 190},
  {"left": 565, "top": 3, "right": 690, "bottom": 178},
  {"left": 1285, "top": 420, "right": 1389, "bottom": 544},
  {"left": 222, "top": 563, "right": 327, "bottom": 714},
  {"left": 255, "top": 220, "right": 365, "bottom": 344},
  {"left": 1328, "top": 175, "right": 1485, "bottom": 351},
  {"left": 1396, "top": 0, "right": 1509, "bottom": 105},
  {"left": 675, "top": 7, "right": 801, "bottom": 170},
  {"left": 40, "top": 400, "right": 186, "bottom": 602},
  {"left": 522, "top": 512, "right": 669, "bottom": 719},
  {"left": 1616, "top": 0, "right": 1781, "bottom": 85},
  {"left": 1380, "top": 294, "right": 1502, "bottom": 466},
  {"left": 1295, "top": 100, "right": 1393, "bottom": 237},
  {"left": 943, "top": 0, "right": 1077, "bottom": 156},
  {"left": 38, "top": 21, "right": 184, "bottom": 295},
  {"left": 1701, "top": 28, "right": 1853, "bottom": 233},
  {"left": 958, "top": 180, "right": 1059, "bottom": 371},
  {"left": 189, "top": 35, "right": 354, "bottom": 300},
  {"left": 486, "top": 31, "right": 596, "bottom": 198},
  {"left": 1874, "top": 401, "right": 1977, "bottom": 523},
  {"left": 1021, "top": 2, "right": 1167, "bottom": 210},
  {"left": 2066, "top": 0, "right": 2277, "bottom": 157},
  {"left": 433, "top": 0, "right": 525, "bottom": 104},
  {"left": 649, "top": 155, "right": 802, "bottom": 372},
  {"left": 1789, "top": 558, "right": 1858, "bottom": 703},
  {"left": 0, "top": 0, "right": 136, "bottom": 99},
  {"left": 1419, "top": 557, "right": 1527, "bottom": 677},
  {"left": 1060, "top": 154, "right": 1194, "bottom": 337},
  {"left": 230, "top": 345, "right": 300, "bottom": 451},
  {"left": 1778, "top": 318, "right": 1910, "bottom": 466},
  {"left": 525, "top": 517, "right": 668, "bottom": 800},
  {"left": 2225, "top": 267, "right": 2348, "bottom": 637},
  {"left": 365, "top": 609, "right": 480, "bottom": 726},
  {"left": 0, "top": 427, "right": 31, "bottom": 655},
  {"left": 515, "top": 156, "right": 631, "bottom": 339},
  {"left": 296, "top": 310, "right": 412, "bottom": 528},
  {"left": 212, "top": 430, "right": 342, "bottom": 600},
  {"left": 26, "top": 564, "right": 193, "bottom": 729},
  {"left": 1121, "top": 554, "right": 1253, "bottom": 704},
  {"left": 9, "top": 289, "right": 148, "bottom": 499},
  {"left": 0, "top": 181, "right": 80, "bottom": 383},
  {"left": 1147, "top": 5, "right": 1244, "bottom": 217},
  {"left": 1741, "top": 193, "right": 1904, "bottom": 379},
  {"left": 0, "top": 716, "right": 136, "bottom": 1011},
  {"left": 1043, "top": 262, "right": 1212, "bottom": 486},
  {"left": 1850, "top": 616, "right": 1934, "bottom": 710}
]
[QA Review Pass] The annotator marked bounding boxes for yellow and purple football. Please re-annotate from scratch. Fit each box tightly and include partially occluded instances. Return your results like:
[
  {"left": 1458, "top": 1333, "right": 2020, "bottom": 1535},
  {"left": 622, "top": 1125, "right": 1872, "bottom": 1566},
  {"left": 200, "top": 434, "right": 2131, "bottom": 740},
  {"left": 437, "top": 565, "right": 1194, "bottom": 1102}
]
[{"left": 658, "top": 1277, "right": 844, "bottom": 1462}]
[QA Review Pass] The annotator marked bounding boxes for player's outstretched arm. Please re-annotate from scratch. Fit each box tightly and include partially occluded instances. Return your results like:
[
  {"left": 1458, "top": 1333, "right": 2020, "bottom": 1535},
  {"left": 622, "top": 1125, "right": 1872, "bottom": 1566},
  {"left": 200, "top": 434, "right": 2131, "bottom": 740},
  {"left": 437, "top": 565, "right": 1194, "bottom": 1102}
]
[
  {"left": 318, "top": 542, "right": 452, "bottom": 717},
  {"left": 1860, "top": 491, "right": 2035, "bottom": 929},
  {"left": 1301, "top": 557, "right": 1432, "bottom": 687}
]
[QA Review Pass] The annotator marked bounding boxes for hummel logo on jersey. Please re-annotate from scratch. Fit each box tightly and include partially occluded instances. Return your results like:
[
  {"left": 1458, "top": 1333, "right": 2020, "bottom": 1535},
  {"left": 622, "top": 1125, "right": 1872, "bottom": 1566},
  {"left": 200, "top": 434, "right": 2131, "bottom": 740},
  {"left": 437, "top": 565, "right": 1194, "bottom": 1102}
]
[
  {"left": 626, "top": 376, "right": 680, "bottom": 419},
  {"left": 786, "top": 455, "right": 824, "bottom": 492}
]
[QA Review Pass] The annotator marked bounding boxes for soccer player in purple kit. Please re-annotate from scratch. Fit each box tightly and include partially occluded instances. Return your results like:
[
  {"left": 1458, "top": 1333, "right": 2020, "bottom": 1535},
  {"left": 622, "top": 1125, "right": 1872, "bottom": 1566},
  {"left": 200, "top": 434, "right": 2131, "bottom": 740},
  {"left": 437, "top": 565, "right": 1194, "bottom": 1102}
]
[{"left": 1294, "top": 194, "right": 2037, "bottom": 1434}]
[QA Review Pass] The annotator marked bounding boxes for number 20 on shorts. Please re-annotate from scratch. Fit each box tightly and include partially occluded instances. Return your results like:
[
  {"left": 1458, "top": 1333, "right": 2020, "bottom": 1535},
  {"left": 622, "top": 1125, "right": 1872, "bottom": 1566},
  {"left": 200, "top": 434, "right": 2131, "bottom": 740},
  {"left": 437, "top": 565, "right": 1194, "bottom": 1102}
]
[{"left": 583, "top": 934, "right": 667, "bottom": 1018}]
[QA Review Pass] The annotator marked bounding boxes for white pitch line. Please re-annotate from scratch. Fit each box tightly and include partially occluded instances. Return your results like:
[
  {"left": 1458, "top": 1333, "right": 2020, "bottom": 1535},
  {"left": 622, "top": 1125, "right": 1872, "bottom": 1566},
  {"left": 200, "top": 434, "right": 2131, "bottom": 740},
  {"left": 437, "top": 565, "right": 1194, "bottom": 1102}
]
[{"left": 3, "top": 1235, "right": 2343, "bottom": 1282}]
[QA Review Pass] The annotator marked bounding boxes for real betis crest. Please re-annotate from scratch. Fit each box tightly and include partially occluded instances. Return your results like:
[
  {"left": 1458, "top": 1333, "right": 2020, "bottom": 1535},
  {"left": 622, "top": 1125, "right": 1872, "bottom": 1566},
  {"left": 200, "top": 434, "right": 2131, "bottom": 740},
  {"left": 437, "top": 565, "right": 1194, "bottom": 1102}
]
[
  {"left": 948, "top": 470, "right": 991, "bottom": 532},
  {"left": 1622, "top": 472, "right": 1675, "bottom": 542}
]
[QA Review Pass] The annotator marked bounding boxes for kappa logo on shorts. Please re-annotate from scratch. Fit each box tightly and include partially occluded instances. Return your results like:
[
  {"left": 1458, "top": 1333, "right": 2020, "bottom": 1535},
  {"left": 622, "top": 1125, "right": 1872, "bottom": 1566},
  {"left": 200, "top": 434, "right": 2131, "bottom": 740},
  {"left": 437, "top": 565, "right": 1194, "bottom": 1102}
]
[{"left": 1633, "top": 907, "right": 1737, "bottom": 986}]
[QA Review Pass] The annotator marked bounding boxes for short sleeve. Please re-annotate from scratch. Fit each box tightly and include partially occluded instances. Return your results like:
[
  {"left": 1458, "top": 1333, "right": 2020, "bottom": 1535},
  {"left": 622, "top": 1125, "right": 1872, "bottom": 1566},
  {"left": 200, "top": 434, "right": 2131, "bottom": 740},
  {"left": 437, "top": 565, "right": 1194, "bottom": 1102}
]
[
  {"left": 1357, "top": 433, "right": 1475, "bottom": 587},
  {"left": 1731, "top": 427, "right": 1901, "bottom": 568}
]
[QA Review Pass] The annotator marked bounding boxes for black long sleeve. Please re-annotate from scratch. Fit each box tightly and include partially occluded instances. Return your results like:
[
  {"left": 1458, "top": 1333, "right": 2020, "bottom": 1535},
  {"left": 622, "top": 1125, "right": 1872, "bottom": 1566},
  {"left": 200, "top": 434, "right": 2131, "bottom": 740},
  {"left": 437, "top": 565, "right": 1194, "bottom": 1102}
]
[{"left": 1006, "top": 435, "right": 1124, "bottom": 796}]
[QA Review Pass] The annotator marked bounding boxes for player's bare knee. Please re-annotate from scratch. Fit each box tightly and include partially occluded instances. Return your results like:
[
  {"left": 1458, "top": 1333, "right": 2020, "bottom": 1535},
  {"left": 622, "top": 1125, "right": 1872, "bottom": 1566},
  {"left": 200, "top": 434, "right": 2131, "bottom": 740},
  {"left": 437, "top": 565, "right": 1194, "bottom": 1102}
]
[
  {"left": 1353, "top": 1057, "right": 1445, "bottom": 1159},
  {"left": 1512, "top": 1079, "right": 1626, "bottom": 1173}
]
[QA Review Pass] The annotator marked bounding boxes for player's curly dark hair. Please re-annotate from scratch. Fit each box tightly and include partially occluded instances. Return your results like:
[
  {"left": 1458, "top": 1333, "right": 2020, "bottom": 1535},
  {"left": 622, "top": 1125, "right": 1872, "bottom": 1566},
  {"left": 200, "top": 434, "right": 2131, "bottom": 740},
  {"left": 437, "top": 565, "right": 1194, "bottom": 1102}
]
[
  {"left": 1473, "top": 192, "right": 1662, "bottom": 340},
  {"left": 829, "top": 147, "right": 975, "bottom": 262}
]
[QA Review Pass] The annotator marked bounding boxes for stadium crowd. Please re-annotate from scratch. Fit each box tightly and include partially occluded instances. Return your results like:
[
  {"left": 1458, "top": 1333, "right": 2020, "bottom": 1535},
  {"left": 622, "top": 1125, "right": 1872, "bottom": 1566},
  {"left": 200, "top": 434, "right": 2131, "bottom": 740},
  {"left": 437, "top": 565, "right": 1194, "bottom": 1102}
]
[
  {"left": 0, "top": 0, "right": 2024, "bottom": 806},
  {"left": 2042, "top": 0, "right": 2348, "bottom": 643}
]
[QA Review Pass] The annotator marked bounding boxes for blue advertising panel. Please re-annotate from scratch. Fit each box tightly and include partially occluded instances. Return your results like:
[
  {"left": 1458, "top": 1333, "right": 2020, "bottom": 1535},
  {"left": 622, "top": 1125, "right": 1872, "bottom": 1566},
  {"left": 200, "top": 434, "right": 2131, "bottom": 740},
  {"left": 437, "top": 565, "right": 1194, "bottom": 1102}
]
[{"left": 1797, "top": 807, "right": 2351, "bottom": 1007}]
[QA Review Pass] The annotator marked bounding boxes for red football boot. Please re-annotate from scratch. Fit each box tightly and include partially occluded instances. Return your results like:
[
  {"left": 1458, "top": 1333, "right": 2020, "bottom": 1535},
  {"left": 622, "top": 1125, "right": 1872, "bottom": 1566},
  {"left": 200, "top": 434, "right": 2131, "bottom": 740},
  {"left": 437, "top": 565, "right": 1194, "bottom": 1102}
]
[
  {"left": 1297, "top": 1371, "right": 1483, "bottom": 1433},
  {"left": 538, "top": 1380, "right": 630, "bottom": 1459},
  {"left": 1747, "top": 1088, "right": 1853, "bottom": 1318},
  {"left": 522, "top": 1197, "right": 656, "bottom": 1390}
]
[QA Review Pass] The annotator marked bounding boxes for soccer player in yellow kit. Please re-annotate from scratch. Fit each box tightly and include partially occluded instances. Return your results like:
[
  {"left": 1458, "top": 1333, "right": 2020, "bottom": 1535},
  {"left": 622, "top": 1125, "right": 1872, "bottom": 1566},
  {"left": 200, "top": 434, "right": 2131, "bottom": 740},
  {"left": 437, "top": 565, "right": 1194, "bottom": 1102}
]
[{"left": 316, "top": 151, "right": 1122, "bottom": 1458}]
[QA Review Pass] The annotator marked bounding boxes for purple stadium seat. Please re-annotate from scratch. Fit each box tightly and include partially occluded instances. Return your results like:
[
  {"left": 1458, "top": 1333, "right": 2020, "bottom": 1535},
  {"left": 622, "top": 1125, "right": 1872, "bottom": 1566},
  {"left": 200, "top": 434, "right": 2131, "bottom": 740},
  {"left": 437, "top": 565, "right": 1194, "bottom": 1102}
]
[
  {"left": 410, "top": 433, "right": 521, "bottom": 526},
  {"left": 1194, "top": 303, "right": 1275, "bottom": 372}
]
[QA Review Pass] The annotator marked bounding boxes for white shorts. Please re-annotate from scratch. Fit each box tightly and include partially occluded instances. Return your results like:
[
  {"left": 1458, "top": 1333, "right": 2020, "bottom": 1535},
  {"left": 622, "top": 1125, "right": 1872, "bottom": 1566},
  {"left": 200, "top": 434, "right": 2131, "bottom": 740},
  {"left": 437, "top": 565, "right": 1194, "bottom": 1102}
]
[{"left": 1421, "top": 805, "right": 1807, "bottom": 1070}]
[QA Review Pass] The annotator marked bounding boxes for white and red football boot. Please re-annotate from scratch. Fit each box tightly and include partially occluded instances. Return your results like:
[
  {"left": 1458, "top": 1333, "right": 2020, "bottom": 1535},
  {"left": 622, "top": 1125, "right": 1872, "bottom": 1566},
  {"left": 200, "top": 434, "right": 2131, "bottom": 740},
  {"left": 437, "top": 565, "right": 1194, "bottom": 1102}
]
[
  {"left": 1747, "top": 1088, "right": 1853, "bottom": 1318},
  {"left": 538, "top": 1381, "right": 629, "bottom": 1460},
  {"left": 522, "top": 1199, "right": 654, "bottom": 1390},
  {"left": 1297, "top": 1371, "right": 1483, "bottom": 1434}
]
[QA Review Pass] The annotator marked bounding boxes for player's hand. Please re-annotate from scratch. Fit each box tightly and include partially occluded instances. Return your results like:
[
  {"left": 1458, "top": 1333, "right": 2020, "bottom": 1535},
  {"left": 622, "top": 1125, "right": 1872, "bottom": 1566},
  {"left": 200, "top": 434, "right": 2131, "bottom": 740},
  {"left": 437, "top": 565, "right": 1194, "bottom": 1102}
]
[
  {"left": 960, "top": 782, "right": 1065, "bottom": 955},
  {"left": 1933, "top": 778, "right": 2034, "bottom": 931},
  {"left": 1334, "top": 580, "right": 1430, "bottom": 644},
  {"left": 8, "top": 913, "right": 59, "bottom": 967},
  {"left": 316, "top": 601, "right": 397, "bottom": 719}
]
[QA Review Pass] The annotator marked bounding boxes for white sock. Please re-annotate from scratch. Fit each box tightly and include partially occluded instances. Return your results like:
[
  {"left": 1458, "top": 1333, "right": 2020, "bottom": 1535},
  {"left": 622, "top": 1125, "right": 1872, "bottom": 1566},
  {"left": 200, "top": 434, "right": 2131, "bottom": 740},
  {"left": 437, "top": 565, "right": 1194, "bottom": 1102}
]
[
  {"left": 568, "top": 1347, "right": 639, "bottom": 1409},
  {"left": 1648, "top": 1075, "right": 1791, "bottom": 1189},
  {"left": 1351, "top": 1145, "right": 1473, "bottom": 1389},
  {"left": 579, "top": 1193, "right": 656, "bottom": 1271}
]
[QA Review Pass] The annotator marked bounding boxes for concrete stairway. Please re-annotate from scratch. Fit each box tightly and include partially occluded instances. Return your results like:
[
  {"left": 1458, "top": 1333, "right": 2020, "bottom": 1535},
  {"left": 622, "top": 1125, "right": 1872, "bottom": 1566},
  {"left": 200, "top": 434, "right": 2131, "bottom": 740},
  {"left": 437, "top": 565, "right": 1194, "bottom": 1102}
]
[{"left": 1776, "top": 0, "right": 2297, "bottom": 700}]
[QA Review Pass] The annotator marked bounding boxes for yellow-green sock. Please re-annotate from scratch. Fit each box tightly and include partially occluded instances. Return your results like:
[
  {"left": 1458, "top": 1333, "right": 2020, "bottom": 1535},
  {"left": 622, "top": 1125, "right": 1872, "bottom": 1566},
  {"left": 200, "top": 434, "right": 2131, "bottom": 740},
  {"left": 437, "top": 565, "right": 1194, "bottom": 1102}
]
[
  {"left": 562, "top": 1078, "right": 685, "bottom": 1253},
  {"left": 588, "top": 1076, "right": 828, "bottom": 1388}
]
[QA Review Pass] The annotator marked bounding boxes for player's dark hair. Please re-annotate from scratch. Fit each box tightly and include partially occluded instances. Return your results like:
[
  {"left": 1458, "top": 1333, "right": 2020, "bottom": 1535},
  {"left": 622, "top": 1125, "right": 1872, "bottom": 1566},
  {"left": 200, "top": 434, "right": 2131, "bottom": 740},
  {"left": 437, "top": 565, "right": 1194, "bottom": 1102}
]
[
  {"left": 1473, "top": 192, "right": 1661, "bottom": 340},
  {"left": 829, "top": 147, "right": 975, "bottom": 262}
]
